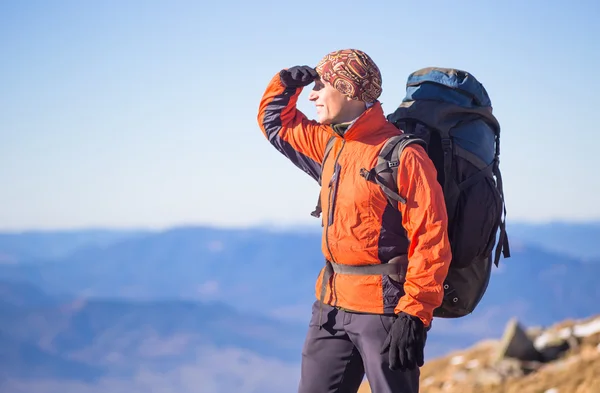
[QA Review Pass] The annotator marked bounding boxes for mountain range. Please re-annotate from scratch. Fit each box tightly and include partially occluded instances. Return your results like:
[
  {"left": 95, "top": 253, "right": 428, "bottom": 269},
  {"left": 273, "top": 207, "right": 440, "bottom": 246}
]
[{"left": 0, "top": 221, "right": 598, "bottom": 393}]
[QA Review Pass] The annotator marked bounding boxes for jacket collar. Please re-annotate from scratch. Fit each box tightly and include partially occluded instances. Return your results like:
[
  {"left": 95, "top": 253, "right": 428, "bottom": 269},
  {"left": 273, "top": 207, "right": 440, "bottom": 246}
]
[{"left": 334, "top": 101, "right": 387, "bottom": 141}]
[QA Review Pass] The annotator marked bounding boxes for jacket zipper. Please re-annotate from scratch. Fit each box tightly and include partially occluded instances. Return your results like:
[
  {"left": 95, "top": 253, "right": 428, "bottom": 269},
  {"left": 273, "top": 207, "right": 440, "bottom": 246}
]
[
  {"left": 325, "top": 139, "right": 346, "bottom": 305},
  {"left": 328, "top": 162, "right": 341, "bottom": 226}
]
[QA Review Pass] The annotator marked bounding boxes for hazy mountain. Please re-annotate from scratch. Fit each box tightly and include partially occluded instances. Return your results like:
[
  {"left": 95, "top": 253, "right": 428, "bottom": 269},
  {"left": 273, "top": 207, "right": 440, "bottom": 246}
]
[
  {"left": 506, "top": 221, "right": 600, "bottom": 260},
  {"left": 0, "top": 223, "right": 599, "bottom": 393},
  {"left": 0, "top": 330, "right": 105, "bottom": 382},
  {"left": 2, "top": 220, "right": 597, "bottom": 265},
  {"left": 0, "top": 283, "right": 305, "bottom": 393},
  {"left": 0, "top": 226, "right": 325, "bottom": 319},
  {"left": 0, "top": 229, "right": 148, "bottom": 264},
  {"left": 0, "top": 280, "right": 64, "bottom": 308},
  {"left": 0, "top": 225, "right": 598, "bottom": 356}
]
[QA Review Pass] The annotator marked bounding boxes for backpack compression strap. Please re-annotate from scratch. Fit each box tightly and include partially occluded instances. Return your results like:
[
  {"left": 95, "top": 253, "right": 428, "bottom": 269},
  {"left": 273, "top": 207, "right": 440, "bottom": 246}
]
[
  {"left": 453, "top": 131, "right": 510, "bottom": 266},
  {"left": 493, "top": 158, "right": 510, "bottom": 265}
]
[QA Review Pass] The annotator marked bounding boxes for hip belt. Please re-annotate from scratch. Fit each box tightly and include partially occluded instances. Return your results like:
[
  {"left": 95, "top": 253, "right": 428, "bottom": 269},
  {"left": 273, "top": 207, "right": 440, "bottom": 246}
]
[{"left": 318, "top": 256, "right": 408, "bottom": 327}]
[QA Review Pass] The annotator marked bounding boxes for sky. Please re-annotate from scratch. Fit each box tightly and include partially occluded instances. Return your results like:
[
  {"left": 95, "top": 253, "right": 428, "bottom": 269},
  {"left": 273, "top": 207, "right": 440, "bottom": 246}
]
[{"left": 0, "top": 0, "right": 599, "bottom": 231}]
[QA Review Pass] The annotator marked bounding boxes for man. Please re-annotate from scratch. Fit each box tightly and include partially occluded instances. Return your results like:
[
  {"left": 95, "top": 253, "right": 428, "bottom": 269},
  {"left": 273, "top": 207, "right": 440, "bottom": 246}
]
[{"left": 257, "top": 49, "right": 452, "bottom": 393}]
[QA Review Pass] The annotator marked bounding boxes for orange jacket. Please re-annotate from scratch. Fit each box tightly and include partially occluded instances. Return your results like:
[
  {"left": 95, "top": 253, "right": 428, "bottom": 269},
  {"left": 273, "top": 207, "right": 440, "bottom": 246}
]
[{"left": 257, "top": 72, "right": 452, "bottom": 326}]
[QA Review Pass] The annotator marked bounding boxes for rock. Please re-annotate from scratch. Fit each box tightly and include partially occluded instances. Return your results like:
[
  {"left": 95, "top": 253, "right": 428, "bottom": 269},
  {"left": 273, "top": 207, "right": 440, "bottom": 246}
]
[
  {"left": 495, "top": 318, "right": 543, "bottom": 362},
  {"left": 526, "top": 325, "right": 544, "bottom": 339},
  {"left": 538, "top": 339, "right": 571, "bottom": 362},
  {"left": 495, "top": 358, "right": 526, "bottom": 378},
  {"left": 534, "top": 327, "right": 579, "bottom": 362},
  {"left": 474, "top": 369, "right": 503, "bottom": 386}
]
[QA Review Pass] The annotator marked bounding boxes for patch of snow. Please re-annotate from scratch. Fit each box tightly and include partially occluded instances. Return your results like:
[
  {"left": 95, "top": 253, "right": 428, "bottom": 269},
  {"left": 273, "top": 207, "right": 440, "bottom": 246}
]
[
  {"left": 573, "top": 318, "right": 600, "bottom": 338},
  {"left": 534, "top": 316, "right": 600, "bottom": 349},
  {"left": 534, "top": 327, "right": 572, "bottom": 349},
  {"left": 422, "top": 377, "right": 435, "bottom": 387},
  {"left": 450, "top": 355, "right": 464, "bottom": 365},
  {"left": 465, "top": 359, "right": 480, "bottom": 369}
]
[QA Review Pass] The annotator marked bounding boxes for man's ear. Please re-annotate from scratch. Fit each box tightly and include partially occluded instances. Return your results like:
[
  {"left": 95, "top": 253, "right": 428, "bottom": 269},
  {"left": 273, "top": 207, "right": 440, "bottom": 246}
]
[{"left": 345, "top": 96, "right": 367, "bottom": 109}]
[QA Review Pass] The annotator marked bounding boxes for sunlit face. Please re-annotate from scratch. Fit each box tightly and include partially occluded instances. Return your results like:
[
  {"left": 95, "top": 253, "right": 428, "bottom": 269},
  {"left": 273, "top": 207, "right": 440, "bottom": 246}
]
[{"left": 308, "top": 78, "right": 354, "bottom": 125}]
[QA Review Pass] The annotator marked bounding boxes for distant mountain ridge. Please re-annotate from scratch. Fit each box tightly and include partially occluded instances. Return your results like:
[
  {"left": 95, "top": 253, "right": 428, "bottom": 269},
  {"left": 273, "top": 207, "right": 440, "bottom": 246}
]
[
  {"left": 2, "top": 221, "right": 598, "bottom": 263},
  {"left": 0, "top": 282, "right": 306, "bottom": 388},
  {"left": 0, "top": 222, "right": 599, "bottom": 393},
  {"left": 0, "top": 229, "right": 149, "bottom": 264},
  {"left": 0, "top": 223, "right": 599, "bottom": 353},
  {"left": 505, "top": 221, "right": 600, "bottom": 260},
  {"left": 0, "top": 226, "right": 325, "bottom": 317}
]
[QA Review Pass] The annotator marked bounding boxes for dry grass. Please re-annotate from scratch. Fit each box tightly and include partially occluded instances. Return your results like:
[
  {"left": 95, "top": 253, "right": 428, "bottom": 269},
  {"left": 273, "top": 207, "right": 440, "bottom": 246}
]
[{"left": 359, "top": 319, "right": 600, "bottom": 393}]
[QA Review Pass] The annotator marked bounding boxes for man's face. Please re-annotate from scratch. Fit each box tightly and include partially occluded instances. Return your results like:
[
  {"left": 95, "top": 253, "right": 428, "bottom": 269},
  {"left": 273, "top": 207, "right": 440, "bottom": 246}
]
[{"left": 308, "top": 78, "right": 350, "bottom": 125}]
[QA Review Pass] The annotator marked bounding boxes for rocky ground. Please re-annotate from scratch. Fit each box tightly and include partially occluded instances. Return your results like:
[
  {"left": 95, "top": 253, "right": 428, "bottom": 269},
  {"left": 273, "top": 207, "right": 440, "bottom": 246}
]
[{"left": 359, "top": 315, "right": 600, "bottom": 393}]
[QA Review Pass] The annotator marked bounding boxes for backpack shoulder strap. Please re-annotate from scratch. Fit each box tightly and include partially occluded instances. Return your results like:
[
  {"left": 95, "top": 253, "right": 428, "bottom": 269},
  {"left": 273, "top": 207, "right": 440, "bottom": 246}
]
[
  {"left": 311, "top": 136, "right": 336, "bottom": 218},
  {"left": 318, "top": 136, "right": 336, "bottom": 186},
  {"left": 360, "top": 133, "right": 427, "bottom": 210}
]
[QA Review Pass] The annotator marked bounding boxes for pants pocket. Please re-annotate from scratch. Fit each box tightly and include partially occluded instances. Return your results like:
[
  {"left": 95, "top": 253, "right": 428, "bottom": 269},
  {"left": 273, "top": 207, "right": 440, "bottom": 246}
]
[
  {"left": 379, "top": 314, "right": 396, "bottom": 335},
  {"left": 308, "top": 300, "right": 336, "bottom": 327}
]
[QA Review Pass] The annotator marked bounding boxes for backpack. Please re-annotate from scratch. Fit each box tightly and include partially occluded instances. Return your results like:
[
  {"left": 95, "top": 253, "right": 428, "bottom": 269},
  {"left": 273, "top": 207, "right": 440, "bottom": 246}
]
[{"left": 313, "top": 67, "right": 511, "bottom": 318}]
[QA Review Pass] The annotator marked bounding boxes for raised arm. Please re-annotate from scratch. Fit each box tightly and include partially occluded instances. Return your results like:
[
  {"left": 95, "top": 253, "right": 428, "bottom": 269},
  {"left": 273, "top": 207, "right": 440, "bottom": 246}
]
[{"left": 257, "top": 66, "right": 332, "bottom": 182}]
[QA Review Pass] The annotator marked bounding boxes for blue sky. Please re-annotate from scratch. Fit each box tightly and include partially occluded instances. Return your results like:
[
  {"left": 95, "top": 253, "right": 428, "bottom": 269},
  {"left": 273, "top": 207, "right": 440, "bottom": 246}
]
[{"left": 1, "top": 0, "right": 598, "bottom": 230}]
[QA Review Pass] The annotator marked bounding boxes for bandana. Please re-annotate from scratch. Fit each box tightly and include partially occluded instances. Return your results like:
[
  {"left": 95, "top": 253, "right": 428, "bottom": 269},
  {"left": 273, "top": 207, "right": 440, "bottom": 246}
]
[{"left": 315, "top": 49, "right": 382, "bottom": 103}]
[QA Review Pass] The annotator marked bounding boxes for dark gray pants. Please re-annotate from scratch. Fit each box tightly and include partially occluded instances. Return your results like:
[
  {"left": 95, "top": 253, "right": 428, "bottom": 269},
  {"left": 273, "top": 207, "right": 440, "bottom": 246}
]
[{"left": 297, "top": 300, "right": 420, "bottom": 393}]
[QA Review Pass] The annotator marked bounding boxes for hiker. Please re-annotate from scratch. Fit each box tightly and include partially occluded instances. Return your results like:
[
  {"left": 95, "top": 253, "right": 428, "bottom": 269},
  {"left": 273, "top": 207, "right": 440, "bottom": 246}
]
[{"left": 257, "top": 49, "right": 452, "bottom": 393}]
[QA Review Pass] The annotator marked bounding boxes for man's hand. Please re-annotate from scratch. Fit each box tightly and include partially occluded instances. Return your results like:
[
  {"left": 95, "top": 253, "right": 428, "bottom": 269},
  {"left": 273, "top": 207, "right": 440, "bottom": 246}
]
[
  {"left": 381, "top": 312, "right": 427, "bottom": 371},
  {"left": 279, "top": 65, "right": 319, "bottom": 88}
]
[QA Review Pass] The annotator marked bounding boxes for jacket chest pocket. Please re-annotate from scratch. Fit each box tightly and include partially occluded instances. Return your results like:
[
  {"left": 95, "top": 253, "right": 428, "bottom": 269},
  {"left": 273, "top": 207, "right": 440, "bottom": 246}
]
[{"left": 329, "top": 159, "right": 378, "bottom": 227}]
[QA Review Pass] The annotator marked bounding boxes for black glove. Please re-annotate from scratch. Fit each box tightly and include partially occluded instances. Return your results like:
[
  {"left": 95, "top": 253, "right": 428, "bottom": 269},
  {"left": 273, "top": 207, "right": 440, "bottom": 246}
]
[
  {"left": 279, "top": 65, "right": 319, "bottom": 88},
  {"left": 381, "top": 312, "right": 427, "bottom": 371}
]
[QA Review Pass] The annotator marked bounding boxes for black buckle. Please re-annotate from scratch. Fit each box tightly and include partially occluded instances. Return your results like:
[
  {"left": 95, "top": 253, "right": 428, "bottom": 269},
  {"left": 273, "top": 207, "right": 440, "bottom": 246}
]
[{"left": 359, "top": 168, "right": 374, "bottom": 181}]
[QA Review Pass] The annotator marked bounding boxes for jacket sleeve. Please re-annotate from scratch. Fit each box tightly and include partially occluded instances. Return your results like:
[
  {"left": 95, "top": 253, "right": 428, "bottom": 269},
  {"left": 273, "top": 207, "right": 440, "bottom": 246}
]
[
  {"left": 257, "top": 72, "right": 333, "bottom": 182},
  {"left": 394, "top": 144, "right": 452, "bottom": 327}
]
